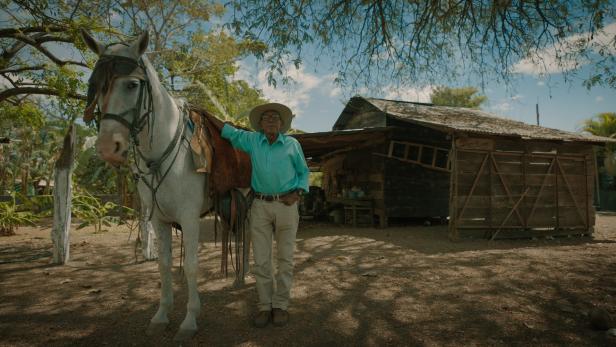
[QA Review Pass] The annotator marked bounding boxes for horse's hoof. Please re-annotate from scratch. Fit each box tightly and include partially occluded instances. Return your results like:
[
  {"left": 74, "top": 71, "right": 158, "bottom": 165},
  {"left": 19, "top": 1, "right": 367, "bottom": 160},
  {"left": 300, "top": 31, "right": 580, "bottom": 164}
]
[
  {"left": 173, "top": 328, "right": 197, "bottom": 342},
  {"left": 146, "top": 322, "right": 168, "bottom": 336}
]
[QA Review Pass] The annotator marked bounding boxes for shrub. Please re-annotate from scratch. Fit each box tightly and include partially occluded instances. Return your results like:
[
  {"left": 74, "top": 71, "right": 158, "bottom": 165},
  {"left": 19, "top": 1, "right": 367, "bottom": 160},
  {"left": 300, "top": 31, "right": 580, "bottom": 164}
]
[
  {"left": 72, "top": 192, "right": 135, "bottom": 233},
  {"left": 0, "top": 194, "right": 38, "bottom": 236}
]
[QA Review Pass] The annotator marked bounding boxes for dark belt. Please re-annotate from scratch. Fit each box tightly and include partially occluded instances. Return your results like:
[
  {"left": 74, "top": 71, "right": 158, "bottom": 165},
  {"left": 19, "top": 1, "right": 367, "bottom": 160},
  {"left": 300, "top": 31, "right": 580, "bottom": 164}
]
[{"left": 254, "top": 190, "right": 295, "bottom": 202}]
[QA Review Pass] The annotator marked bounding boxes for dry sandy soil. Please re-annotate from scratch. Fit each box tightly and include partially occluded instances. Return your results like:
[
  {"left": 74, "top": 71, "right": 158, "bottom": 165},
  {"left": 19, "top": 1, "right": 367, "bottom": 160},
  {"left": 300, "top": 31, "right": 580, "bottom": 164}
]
[{"left": 1, "top": 214, "right": 616, "bottom": 347}]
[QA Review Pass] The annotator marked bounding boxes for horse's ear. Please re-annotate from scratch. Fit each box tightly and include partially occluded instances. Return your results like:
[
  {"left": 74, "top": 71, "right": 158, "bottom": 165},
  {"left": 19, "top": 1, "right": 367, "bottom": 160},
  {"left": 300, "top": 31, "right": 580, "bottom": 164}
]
[
  {"left": 81, "top": 29, "right": 105, "bottom": 56},
  {"left": 132, "top": 31, "right": 149, "bottom": 57}
]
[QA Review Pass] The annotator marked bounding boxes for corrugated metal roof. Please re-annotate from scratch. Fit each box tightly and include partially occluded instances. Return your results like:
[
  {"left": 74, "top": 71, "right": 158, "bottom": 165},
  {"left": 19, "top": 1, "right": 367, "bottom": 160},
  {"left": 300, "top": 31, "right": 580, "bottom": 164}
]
[{"left": 358, "top": 96, "right": 615, "bottom": 144}]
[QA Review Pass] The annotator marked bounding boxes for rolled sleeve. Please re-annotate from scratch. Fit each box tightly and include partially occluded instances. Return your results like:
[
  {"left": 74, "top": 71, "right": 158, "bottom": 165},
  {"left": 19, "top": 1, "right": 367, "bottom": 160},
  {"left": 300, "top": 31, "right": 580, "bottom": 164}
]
[{"left": 221, "top": 123, "right": 254, "bottom": 153}]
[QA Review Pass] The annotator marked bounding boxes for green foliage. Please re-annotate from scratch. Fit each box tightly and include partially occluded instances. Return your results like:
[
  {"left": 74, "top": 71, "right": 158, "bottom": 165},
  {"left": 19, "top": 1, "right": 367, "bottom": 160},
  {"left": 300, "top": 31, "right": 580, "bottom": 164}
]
[
  {"left": 430, "top": 87, "right": 487, "bottom": 109},
  {"left": 0, "top": 194, "right": 39, "bottom": 236},
  {"left": 72, "top": 191, "right": 135, "bottom": 233},
  {"left": 17, "top": 193, "right": 54, "bottom": 217},
  {"left": 582, "top": 112, "right": 616, "bottom": 175},
  {"left": 582, "top": 112, "right": 616, "bottom": 154},
  {"left": 73, "top": 145, "right": 118, "bottom": 194},
  {"left": 582, "top": 112, "right": 616, "bottom": 139},
  {"left": 309, "top": 172, "right": 323, "bottom": 187},
  {"left": 161, "top": 30, "right": 268, "bottom": 124},
  {"left": 0, "top": 103, "right": 45, "bottom": 129},
  {"left": 1, "top": 0, "right": 269, "bottom": 199}
]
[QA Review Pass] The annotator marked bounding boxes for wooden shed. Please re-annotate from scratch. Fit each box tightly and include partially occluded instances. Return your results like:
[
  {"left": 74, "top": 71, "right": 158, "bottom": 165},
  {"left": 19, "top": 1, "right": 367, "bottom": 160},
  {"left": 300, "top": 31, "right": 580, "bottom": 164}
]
[{"left": 294, "top": 96, "right": 615, "bottom": 239}]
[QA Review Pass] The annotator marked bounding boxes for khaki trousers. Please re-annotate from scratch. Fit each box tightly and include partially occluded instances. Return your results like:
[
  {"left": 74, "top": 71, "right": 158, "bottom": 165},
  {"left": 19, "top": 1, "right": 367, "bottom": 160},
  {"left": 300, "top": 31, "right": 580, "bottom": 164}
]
[{"left": 249, "top": 199, "right": 299, "bottom": 311}]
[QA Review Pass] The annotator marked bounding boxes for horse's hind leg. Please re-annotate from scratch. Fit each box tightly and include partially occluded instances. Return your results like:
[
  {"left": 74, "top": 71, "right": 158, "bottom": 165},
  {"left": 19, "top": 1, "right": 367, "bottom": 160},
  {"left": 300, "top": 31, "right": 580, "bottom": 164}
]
[
  {"left": 174, "top": 220, "right": 200, "bottom": 341},
  {"left": 147, "top": 221, "right": 173, "bottom": 335}
]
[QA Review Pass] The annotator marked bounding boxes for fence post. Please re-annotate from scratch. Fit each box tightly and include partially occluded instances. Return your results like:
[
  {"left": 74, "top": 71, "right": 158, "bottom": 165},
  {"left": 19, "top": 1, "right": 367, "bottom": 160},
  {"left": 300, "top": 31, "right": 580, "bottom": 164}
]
[{"left": 51, "top": 125, "right": 75, "bottom": 264}]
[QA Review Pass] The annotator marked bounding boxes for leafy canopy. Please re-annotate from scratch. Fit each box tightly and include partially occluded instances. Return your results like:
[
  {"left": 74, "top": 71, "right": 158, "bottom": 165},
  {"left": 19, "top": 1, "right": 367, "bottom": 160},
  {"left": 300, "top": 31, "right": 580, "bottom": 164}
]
[
  {"left": 430, "top": 87, "right": 487, "bottom": 109},
  {"left": 582, "top": 112, "right": 616, "bottom": 151},
  {"left": 229, "top": 0, "right": 616, "bottom": 91}
]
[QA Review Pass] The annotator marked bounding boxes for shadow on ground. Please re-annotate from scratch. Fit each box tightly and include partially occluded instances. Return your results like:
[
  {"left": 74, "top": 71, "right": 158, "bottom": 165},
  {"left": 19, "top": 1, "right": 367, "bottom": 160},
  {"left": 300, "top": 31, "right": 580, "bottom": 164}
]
[{"left": 0, "top": 217, "right": 615, "bottom": 346}]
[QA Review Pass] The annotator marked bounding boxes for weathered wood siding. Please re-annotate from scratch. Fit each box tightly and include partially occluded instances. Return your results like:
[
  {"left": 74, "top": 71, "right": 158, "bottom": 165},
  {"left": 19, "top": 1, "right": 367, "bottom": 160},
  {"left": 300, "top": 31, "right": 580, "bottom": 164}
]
[
  {"left": 451, "top": 135, "right": 595, "bottom": 238},
  {"left": 383, "top": 159, "right": 449, "bottom": 218},
  {"left": 382, "top": 120, "right": 451, "bottom": 218}
]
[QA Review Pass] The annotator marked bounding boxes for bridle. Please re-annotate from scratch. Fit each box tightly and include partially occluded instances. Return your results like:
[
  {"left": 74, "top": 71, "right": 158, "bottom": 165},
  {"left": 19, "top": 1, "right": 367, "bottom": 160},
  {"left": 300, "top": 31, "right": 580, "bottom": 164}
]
[
  {"left": 85, "top": 53, "right": 153, "bottom": 144},
  {"left": 85, "top": 50, "right": 190, "bottom": 220}
]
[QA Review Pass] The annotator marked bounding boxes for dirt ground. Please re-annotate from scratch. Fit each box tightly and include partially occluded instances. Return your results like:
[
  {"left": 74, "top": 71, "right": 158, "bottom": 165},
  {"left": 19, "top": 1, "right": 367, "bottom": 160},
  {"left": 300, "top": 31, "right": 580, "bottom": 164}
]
[{"left": 1, "top": 214, "right": 616, "bottom": 347}]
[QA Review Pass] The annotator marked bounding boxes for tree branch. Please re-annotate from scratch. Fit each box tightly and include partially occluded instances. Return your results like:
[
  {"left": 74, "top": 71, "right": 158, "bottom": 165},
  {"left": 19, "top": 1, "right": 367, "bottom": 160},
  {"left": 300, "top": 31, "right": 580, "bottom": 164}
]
[
  {"left": 0, "top": 25, "right": 66, "bottom": 38},
  {"left": 0, "top": 65, "right": 47, "bottom": 74},
  {"left": 13, "top": 33, "right": 88, "bottom": 67},
  {"left": 0, "top": 87, "right": 86, "bottom": 103},
  {"left": 1, "top": 41, "right": 28, "bottom": 67}
]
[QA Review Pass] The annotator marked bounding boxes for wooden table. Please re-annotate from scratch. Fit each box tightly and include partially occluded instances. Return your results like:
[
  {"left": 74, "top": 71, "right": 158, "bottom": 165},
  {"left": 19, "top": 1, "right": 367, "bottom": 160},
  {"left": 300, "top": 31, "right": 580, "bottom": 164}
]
[{"left": 330, "top": 197, "right": 374, "bottom": 227}]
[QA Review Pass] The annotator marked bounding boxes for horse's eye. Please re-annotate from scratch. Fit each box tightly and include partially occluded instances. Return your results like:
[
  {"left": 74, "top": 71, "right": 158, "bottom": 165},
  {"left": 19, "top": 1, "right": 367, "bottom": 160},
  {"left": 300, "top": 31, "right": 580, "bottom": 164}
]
[{"left": 127, "top": 81, "right": 140, "bottom": 90}]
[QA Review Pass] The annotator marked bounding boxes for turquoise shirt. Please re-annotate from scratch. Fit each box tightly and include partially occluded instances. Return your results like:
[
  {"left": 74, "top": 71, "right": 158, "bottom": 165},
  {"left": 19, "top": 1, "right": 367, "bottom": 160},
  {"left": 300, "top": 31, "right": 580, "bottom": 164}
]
[{"left": 221, "top": 124, "right": 310, "bottom": 194}]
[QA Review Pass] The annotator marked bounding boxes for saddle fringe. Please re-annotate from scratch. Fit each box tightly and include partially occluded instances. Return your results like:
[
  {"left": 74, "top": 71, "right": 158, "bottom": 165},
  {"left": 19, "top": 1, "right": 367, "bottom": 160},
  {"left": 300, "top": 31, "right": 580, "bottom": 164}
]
[{"left": 189, "top": 106, "right": 252, "bottom": 285}]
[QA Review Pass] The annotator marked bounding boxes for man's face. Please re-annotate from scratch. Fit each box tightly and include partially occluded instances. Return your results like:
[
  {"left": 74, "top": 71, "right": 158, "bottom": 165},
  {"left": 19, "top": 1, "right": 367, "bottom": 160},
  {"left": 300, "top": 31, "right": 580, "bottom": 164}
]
[{"left": 259, "top": 110, "right": 282, "bottom": 135}]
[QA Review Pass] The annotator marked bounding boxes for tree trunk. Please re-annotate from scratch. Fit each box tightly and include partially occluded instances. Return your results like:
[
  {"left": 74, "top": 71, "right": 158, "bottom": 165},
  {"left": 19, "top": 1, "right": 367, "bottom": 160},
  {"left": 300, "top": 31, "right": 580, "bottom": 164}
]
[
  {"left": 21, "top": 166, "right": 28, "bottom": 195},
  {"left": 51, "top": 125, "right": 76, "bottom": 264},
  {"left": 0, "top": 145, "right": 5, "bottom": 194},
  {"left": 139, "top": 204, "right": 158, "bottom": 260}
]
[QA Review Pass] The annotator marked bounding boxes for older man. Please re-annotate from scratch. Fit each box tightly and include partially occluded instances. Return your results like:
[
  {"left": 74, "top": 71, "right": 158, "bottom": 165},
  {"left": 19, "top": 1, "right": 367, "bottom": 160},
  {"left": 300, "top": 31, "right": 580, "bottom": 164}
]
[{"left": 221, "top": 103, "right": 309, "bottom": 328}]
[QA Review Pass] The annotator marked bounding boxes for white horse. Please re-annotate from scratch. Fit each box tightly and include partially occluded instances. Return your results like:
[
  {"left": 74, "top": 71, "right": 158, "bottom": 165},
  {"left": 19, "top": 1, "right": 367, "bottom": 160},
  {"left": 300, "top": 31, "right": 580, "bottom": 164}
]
[{"left": 81, "top": 30, "right": 210, "bottom": 341}]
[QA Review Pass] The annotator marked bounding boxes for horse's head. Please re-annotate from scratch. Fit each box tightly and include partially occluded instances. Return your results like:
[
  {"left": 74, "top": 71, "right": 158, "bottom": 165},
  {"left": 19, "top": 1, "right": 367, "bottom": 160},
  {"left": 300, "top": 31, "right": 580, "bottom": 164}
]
[{"left": 81, "top": 30, "right": 150, "bottom": 165}]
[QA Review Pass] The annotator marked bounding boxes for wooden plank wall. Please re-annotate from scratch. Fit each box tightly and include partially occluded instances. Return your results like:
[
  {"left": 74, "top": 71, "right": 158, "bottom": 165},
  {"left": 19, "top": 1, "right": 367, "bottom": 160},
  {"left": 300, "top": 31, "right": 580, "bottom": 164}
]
[
  {"left": 384, "top": 158, "right": 449, "bottom": 218},
  {"left": 451, "top": 136, "right": 596, "bottom": 239},
  {"left": 383, "top": 121, "right": 451, "bottom": 219}
]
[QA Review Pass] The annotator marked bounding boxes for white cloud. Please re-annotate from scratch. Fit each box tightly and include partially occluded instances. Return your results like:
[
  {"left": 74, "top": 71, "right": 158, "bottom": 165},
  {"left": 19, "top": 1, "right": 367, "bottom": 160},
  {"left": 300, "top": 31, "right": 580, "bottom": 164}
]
[
  {"left": 329, "top": 86, "right": 342, "bottom": 98},
  {"left": 487, "top": 94, "right": 524, "bottom": 115},
  {"left": 510, "top": 94, "right": 523, "bottom": 101},
  {"left": 537, "top": 81, "right": 545, "bottom": 86},
  {"left": 512, "top": 22, "right": 616, "bottom": 76},
  {"left": 235, "top": 61, "right": 338, "bottom": 119},
  {"left": 596, "top": 95, "right": 604, "bottom": 102},
  {"left": 382, "top": 85, "right": 434, "bottom": 103},
  {"left": 490, "top": 101, "right": 512, "bottom": 113}
]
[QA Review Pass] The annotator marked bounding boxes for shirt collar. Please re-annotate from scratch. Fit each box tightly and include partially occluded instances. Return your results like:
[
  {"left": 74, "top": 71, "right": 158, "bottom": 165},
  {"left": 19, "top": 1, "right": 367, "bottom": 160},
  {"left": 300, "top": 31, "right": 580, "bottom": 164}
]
[{"left": 259, "top": 131, "right": 285, "bottom": 145}]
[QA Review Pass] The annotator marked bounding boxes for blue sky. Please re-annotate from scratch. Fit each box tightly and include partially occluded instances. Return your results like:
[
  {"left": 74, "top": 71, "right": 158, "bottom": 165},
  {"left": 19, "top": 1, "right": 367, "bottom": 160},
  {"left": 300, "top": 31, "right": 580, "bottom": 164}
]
[{"left": 235, "top": 22, "right": 616, "bottom": 135}]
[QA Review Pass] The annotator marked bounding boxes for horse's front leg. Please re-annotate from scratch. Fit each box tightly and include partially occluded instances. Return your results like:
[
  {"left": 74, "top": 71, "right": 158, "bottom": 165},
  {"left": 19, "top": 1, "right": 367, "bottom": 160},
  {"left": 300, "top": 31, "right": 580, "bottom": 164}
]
[
  {"left": 146, "top": 220, "right": 173, "bottom": 335},
  {"left": 174, "top": 219, "right": 201, "bottom": 341}
]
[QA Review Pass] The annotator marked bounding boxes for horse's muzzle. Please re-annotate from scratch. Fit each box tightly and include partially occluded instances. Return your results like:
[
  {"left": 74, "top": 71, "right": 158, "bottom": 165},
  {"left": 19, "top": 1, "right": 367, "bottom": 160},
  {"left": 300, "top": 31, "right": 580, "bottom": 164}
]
[{"left": 96, "top": 132, "right": 129, "bottom": 165}]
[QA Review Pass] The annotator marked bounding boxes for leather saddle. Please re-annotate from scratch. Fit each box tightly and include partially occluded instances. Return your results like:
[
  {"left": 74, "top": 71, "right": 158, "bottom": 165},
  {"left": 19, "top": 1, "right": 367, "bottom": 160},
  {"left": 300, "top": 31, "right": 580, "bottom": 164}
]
[{"left": 188, "top": 107, "right": 252, "bottom": 285}]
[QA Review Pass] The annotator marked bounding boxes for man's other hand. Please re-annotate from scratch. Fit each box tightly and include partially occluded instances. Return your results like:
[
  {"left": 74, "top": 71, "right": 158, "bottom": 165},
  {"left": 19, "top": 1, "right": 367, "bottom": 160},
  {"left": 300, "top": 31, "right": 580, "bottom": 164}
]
[{"left": 281, "top": 191, "right": 300, "bottom": 206}]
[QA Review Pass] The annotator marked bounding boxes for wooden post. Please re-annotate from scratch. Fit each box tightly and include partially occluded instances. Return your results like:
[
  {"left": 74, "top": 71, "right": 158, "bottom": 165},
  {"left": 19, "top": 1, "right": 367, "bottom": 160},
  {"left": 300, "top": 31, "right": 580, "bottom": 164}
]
[
  {"left": 51, "top": 125, "right": 75, "bottom": 264},
  {"left": 593, "top": 147, "right": 601, "bottom": 208},
  {"left": 584, "top": 157, "right": 590, "bottom": 232},
  {"left": 522, "top": 152, "right": 528, "bottom": 229},
  {"left": 448, "top": 135, "right": 458, "bottom": 240},
  {"left": 554, "top": 155, "right": 559, "bottom": 233},
  {"left": 488, "top": 151, "right": 493, "bottom": 230}
]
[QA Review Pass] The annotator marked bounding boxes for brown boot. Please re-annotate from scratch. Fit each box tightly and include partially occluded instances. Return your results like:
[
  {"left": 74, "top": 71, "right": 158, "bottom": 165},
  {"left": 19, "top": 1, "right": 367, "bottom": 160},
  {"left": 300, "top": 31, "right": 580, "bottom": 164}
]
[
  {"left": 272, "top": 308, "right": 289, "bottom": 327},
  {"left": 254, "top": 310, "right": 271, "bottom": 328}
]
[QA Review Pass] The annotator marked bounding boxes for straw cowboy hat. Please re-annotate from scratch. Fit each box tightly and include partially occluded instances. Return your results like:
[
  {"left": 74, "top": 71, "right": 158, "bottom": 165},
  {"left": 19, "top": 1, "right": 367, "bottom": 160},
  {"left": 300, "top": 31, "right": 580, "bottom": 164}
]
[{"left": 249, "top": 103, "right": 294, "bottom": 133}]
